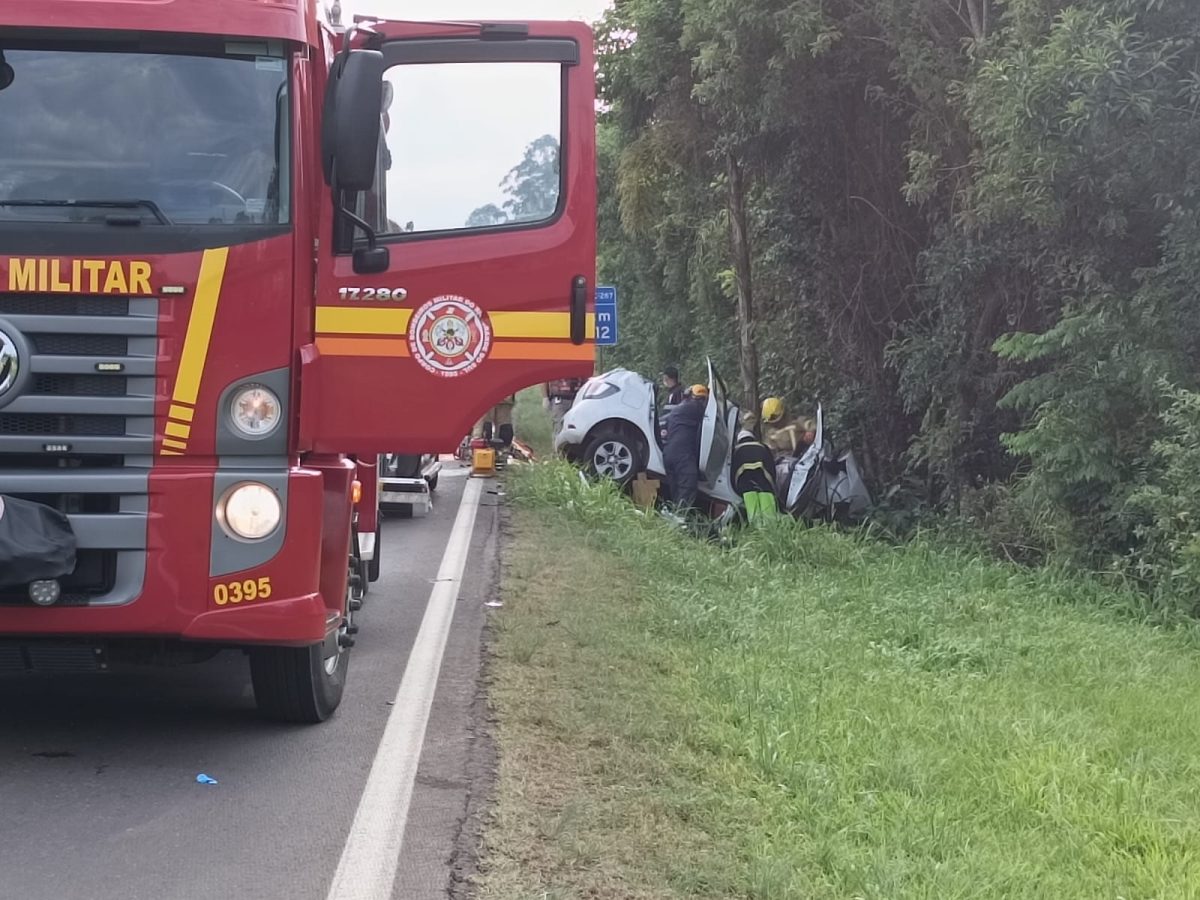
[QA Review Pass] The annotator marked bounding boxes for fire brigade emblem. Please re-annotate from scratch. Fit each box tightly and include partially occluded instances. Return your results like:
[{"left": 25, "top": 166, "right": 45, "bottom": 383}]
[{"left": 408, "top": 295, "right": 492, "bottom": 378}]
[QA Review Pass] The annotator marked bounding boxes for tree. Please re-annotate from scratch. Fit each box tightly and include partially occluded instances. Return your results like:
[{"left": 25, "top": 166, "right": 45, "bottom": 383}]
[
  {"left": 465, "top": 203, "right": 508, "bottom": 228},
  {"left": 595, "top": 0, "right": 1200, "bottom": 588},
  {"left": 501, "top": 133, "right": 561, "bottom": 223},
  {"left": 465, "top": 135, "right": 562, "bottom": 229}
]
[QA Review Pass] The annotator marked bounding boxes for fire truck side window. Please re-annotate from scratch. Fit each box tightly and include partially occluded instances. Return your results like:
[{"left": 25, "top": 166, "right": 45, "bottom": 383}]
[{"left": 379, "top": 62, "right": 563, "bottom": 237}]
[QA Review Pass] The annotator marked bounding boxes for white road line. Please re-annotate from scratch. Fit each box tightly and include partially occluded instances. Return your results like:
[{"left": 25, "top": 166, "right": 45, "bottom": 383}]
[{"left": 326, "top": 477, "right": 484, "bottom": 900}]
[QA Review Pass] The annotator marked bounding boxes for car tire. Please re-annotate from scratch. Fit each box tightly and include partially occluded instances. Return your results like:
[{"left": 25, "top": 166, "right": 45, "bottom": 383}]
[
  {"left": 427, "top": 473, "right": 439, "bottom": 492},
  {"left": 583, "top": 429, "right": 642, "bottom": 487}
]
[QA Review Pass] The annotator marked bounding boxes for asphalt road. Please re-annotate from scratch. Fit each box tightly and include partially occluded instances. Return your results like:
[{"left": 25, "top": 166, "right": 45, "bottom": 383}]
[{"left": 0, "top": 465, "right": 498, "bottom": 900}]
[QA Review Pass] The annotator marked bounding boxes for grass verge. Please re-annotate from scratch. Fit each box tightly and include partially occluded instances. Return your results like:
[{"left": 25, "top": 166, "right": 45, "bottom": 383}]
[{"left": 478, "top": 463, "right": 1200, "bottom": 899}]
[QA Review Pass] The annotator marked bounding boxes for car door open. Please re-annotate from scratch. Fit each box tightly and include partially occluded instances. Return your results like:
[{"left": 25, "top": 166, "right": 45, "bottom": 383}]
[{"left": 699, "top": 359, "right": 731, "bottom": 489}]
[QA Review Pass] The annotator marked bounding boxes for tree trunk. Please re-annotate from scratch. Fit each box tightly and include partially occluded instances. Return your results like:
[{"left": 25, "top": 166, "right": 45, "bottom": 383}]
[
  {"left": 965, "top": 0, "right": 989, "bottom": 42},
  {"left": 726, "top": 151, "right": 760, "bottom": 418}
]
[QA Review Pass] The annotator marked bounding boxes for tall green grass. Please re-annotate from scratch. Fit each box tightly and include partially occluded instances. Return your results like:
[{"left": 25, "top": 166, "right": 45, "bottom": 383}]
[{"left": 494, "top": 462, "right": 1200, "bottom": 899}]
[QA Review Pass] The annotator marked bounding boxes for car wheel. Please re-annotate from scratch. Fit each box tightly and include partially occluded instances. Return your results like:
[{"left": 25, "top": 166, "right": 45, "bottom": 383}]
[
  {"left": 427, "top": 473, "right": 439, "bottom": 492},
  {"left": 583, "top": 430, "right": 641, "bottom": 486}
]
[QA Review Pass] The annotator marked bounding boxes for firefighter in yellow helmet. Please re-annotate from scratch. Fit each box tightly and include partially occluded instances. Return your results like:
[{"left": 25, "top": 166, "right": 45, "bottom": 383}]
[{"left": 760, "top": 396, "right": 815, "bottom": 458}]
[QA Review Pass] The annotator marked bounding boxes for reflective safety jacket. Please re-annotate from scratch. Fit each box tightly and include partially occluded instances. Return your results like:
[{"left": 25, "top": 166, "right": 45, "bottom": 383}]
[{"left": 733, "top": 431, "right": 776, "bottom": 495}]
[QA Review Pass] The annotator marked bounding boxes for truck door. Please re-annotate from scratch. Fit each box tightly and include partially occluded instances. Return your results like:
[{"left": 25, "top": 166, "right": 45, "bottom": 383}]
[{"left": 302, "top": 21, "right": 596, "bottom": 454}]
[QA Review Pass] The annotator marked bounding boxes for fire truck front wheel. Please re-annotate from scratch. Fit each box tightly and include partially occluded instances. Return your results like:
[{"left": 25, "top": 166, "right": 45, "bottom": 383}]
[
  {"left": 249, "top": 634, "right": 348, "bottom": 723},
  {"left": 250, "top": 549, "right": 353, "bottom": 723}
]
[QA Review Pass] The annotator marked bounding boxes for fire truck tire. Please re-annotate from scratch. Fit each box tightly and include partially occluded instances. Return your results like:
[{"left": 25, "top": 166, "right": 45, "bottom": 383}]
[
  {"left": 249, "top": 640, "right": 348, "bottom": 723},
  {"left": 251, "top": 545, "right": 351, "bottom": 724},
  {"left": 367, "top": 527, "right": 382, "bottom": 582}
]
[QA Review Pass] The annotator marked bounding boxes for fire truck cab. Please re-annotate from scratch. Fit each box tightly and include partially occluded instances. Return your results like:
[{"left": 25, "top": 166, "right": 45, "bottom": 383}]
[{"left": 0, "top": 0, "right": 596, "bottom": 721}]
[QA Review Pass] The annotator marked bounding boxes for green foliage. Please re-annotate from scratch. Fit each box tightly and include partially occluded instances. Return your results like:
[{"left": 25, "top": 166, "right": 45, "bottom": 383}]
[
  {"left": 1126, "top": 387, "right": 1200, "bottom": 615},
  {"left": 596, "top": 0, "right": 1200, "bottom": 597}
]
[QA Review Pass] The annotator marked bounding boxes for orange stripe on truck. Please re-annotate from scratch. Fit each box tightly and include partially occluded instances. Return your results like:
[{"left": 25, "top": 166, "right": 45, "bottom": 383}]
[
  {"left": 316, "top": 336, "right": 591, "bottom": 362},
  {"left": 488, "top": 341, "right": 594, "bottom": 361}
]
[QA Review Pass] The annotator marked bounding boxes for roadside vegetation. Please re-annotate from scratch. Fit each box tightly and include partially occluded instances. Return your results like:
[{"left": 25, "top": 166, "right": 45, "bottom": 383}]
[
  {"left": 478, "top": 462, "right": 1200, "bottom": 899},
  {"left": 512, "top": 387, "right": 554, "bottom": 458},
  {"left": 595, "top": 0, "right": 1200, "bottom": 609}
]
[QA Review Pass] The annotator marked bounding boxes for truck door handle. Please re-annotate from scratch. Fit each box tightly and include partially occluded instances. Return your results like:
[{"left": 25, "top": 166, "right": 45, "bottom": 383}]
[{"left": 570, "top": 275, "right": 588, "bottom": 346}]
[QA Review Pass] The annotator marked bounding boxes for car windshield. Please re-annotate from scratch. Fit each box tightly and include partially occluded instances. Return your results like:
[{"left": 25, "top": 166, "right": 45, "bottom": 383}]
[{"left": 0, "top": 43, "right": 289, "bottom": 227}]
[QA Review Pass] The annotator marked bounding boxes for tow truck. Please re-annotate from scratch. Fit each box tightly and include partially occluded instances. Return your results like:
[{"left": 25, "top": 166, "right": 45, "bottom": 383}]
[{"left": 0, "top": 0, "right": 597, "bottom": 721}]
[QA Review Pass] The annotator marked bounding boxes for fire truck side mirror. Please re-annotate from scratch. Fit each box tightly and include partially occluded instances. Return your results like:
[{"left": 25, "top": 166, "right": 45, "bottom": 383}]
[
  {"left": 353, "top": 246, "right": 390, "bottom": 275},
  {"left": 324, "top": 48, "right": 384, "bottom": 192}
]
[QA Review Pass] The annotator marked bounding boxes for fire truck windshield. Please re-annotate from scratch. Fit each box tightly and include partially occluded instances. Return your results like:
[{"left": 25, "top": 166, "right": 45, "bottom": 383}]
[{"left": 0, "top": 45, "right": 289, "bottom": 227}]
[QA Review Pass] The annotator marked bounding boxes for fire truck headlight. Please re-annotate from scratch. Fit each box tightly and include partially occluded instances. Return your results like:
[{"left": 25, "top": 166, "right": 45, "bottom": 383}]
[
  {"left": 229, "top": 384, "right": 282, "bottom": 438},
  {"left": 218, "top": 483, "right": 282, "bottom": 541}
]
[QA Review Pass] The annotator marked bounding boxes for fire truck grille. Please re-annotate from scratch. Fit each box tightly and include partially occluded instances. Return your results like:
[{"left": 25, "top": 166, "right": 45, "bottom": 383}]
[
  {"left": 32, "top": 334, "right": 128, "bottom": 356},
  {"left": 34, "top": 374, "right": 126, "bottom": 397},
  {"left": 0, "top": 296, "right": 128, "bottom": 317},
  {"left": 0, "top": 292, "right": 157, "bottom": 607},
  {"left": 0, "top": 414, "right": 125, "bottom": 436}
]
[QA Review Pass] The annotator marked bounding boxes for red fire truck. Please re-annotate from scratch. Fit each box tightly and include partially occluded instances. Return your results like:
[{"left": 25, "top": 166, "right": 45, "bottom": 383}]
[{"left": 0, "top": 0, "right": 596, "bottom": 721}]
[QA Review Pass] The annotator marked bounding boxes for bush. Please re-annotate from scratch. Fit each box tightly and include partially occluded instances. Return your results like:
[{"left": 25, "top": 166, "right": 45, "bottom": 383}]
[{"left": 1125, "top": 388, "right": 1200, "bottom": 615}]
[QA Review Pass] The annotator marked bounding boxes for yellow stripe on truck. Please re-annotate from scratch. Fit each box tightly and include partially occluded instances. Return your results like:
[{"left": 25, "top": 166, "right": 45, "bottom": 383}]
[
  {"left": 161, "top": 246, "right": 228, "bottom": 456},
  {"left": 174, "top": 248, "right": 228, "bottom": 405},
  {"left": 315, "top": 307, "right": 412, "bottom": 336},
  {"left": 489, "top": 311, "right": 596, "bottom": 340}
]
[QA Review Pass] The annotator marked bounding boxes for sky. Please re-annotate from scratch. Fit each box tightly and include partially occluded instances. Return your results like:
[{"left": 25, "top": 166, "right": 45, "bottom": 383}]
[{"left": 331, "top": 0, "right": 612, "bottom": 231}]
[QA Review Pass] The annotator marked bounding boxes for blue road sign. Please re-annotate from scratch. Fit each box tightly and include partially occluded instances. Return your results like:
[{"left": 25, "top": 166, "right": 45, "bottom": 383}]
[{"left": 595, "top": 285, "right": 618, "bottom": 346}]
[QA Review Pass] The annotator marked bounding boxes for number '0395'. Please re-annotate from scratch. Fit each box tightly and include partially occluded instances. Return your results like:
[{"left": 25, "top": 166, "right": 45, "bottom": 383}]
[{"left": 213, "top": 577, "right": 273, "bottom": 606}]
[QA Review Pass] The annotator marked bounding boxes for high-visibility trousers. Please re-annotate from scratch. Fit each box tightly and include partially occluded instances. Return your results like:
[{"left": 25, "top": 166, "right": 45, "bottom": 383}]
[{"left": 743, "top": 491, "right": 779, "bottom": 524}]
